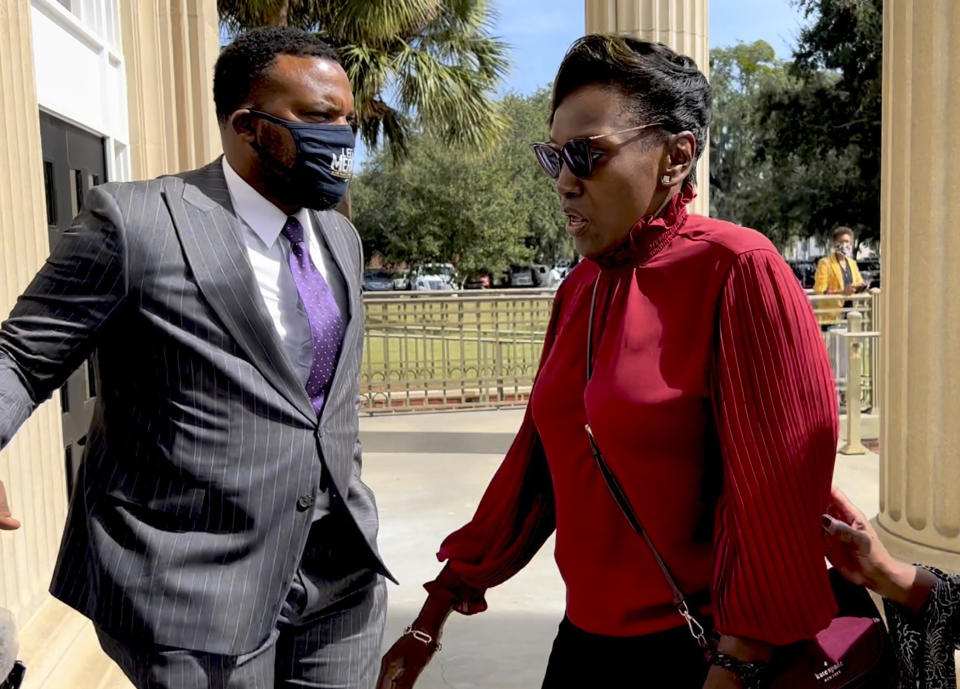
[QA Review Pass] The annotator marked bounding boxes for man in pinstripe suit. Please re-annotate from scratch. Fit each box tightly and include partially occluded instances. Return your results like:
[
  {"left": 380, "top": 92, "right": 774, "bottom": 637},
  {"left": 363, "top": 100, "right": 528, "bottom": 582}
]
[{"left": 0, "top": 28, "right": 394, "bottom": 688}]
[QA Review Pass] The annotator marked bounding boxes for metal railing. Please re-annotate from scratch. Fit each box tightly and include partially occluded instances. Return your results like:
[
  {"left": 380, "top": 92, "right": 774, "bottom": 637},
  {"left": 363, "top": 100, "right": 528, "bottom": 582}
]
[
  {"left": 360, "top": 289, "right": 554, "bottom": 412},
  {"left": 807, "top": 290, "right": 882, "bottom": 415},
  {"left": 361, "top": 288, "right": 883, "bottom": 415}
]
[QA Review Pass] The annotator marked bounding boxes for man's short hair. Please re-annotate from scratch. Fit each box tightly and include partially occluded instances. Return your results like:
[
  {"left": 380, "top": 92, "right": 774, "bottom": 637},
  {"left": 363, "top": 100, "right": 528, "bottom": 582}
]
[
  {"left": 832, "top": 226, "right": 854, "bottom": 242},
  {"left": 214, "top": 27, "right": 341, "bottom": 126}
]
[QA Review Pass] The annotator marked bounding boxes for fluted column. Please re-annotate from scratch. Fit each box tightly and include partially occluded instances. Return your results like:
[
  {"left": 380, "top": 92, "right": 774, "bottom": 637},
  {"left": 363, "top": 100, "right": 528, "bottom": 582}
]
[
  {"left": 120, "top": 0, "right": 221, "bottom": 180},
  {"left": 876, "top": 0, "right": 960, "bottom": 570},
  {"left": 0, "top": 1, "right": 70, "bottom": 626},
  {"left": 584, "top": 0, "right": 710, "bottom": 216}
]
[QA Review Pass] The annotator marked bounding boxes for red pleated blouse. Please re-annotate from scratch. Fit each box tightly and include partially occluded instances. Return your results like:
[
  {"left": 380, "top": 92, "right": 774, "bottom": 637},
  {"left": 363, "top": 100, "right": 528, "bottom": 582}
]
[{"left": 427, "top": 190, "right": 839, "bottom": 644}]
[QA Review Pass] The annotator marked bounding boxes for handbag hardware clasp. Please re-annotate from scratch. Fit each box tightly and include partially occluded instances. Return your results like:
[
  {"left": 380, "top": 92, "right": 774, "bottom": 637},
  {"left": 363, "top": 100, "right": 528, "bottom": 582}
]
[{"left": 678, "top": 600, "right": 709, "bottom": 649}]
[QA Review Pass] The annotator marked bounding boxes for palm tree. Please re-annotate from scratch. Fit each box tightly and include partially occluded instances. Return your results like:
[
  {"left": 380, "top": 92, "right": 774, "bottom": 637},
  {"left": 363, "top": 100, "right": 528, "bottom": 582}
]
[{"left": 218, "top": 0, "right": 509, "bottom": 160}]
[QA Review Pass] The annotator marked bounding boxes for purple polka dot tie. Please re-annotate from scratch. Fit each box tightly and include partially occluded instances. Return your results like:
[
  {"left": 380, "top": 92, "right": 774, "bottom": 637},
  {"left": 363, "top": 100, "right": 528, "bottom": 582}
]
[{"left": 281, "top": 216, "right": 344, "bottom": 415}]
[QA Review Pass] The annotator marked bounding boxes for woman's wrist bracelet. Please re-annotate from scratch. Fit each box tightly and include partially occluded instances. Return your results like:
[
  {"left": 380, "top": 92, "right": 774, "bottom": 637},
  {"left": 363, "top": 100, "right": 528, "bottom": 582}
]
[
  {"left": 402, "top": 625, "right": 442, "bottom": 652},
  {"left": 708, "top": 651, "right": 768, "bottom": 688}
]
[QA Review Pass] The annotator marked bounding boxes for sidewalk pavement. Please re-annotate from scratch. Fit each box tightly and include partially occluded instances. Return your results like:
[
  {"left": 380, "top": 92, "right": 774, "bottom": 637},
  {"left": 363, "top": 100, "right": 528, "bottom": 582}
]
[{"left": 361, "top": 408, "right": 882, "bottom": 689}]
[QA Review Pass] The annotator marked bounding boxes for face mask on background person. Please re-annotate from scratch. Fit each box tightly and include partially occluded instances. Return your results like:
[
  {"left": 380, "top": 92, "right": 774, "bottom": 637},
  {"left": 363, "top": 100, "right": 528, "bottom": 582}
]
[
  {"left": 834, "top": 241, "right": 853, "bottom": 258},
  {"left": 248, "top": 110, "right": 355, "bottom": 211}
]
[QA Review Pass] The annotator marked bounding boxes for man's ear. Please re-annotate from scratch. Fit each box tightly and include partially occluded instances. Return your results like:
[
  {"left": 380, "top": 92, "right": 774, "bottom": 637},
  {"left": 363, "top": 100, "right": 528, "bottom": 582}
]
[
  {"left": 229, "top": 110, "right": 257, "bottom": 143},
  {"left": 659, "top": 131, "right": 696, "bottom": 188}
]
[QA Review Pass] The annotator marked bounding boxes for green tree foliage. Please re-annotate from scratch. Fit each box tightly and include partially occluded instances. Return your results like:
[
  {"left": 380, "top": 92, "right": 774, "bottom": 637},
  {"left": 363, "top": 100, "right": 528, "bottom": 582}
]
[
  {"left": 709, "top": 41, "right": 786, "bottom": 229},
  {"left": 754, "top": 0, "right": 882, "bottom": 246},
  {"left": 709, "top": 0, "right": 882, "bottom": 250},
  {"left": 217, "top": 0, "right": 509, "bottom": 160},
  {"left": 351, "top": 88, "right": 570, "bottom": 276}
]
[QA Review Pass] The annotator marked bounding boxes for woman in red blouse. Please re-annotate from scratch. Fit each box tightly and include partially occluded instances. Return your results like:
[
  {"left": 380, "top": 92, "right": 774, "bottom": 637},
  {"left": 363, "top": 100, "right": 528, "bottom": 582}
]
[{"left": 378, "top": 35, "right": 839, "bottom": 689}]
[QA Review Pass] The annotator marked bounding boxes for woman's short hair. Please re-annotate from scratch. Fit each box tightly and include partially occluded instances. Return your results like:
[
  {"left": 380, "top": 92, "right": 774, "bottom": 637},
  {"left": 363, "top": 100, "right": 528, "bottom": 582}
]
[
  {"left": 833, "top": 226, "right": 854, "bottom": 241},
  {"left": 551, "top": 34, "right": 712, "bottom": 187}
]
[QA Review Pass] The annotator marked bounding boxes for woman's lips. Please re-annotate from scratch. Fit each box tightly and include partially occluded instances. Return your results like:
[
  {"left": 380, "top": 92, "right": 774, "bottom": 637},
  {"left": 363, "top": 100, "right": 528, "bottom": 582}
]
[{"left": 565, "top": 211, "right": 588, "bottom": 236}]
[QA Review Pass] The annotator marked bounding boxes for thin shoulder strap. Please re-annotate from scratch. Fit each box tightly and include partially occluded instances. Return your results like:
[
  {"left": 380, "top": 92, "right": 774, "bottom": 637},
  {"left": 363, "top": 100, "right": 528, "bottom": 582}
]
[{"left": 584, "top": 273, "right": 709, "bottom": 649}]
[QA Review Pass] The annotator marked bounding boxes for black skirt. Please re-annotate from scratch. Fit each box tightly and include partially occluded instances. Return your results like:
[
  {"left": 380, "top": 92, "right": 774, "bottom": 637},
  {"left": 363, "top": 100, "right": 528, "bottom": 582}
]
[{"left": 541, "top": 617, "right": 710, "bottom": 689}]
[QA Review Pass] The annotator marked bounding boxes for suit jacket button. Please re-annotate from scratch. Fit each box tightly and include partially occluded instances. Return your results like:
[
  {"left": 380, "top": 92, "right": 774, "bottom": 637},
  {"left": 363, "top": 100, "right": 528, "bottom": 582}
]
[{"left": 297, "top": 494, "right": 315, "bottom": 510}]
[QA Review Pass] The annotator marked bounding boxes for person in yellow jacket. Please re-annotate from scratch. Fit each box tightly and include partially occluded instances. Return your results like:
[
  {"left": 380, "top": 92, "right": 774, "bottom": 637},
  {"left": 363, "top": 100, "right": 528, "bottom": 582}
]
[{"left": 814, "top": 226, "right": 867, "bottom": 326}]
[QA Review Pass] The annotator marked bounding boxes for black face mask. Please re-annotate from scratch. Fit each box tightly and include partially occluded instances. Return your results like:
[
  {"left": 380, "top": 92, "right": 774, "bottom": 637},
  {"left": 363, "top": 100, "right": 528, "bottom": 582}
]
[{"left": 248, "top": 110, "right": 355, "bottom": 210}]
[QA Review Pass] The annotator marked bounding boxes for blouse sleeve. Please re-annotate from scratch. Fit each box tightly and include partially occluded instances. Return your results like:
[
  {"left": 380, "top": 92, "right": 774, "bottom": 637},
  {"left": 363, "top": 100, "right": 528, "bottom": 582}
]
[
  {"left": 423, "top": 287, "right": 566, "bottom": 614},
  {"left": 884, "top": 567, "right": 960, "bottom": 688},
  {"left": 710, "top": 248, "right": 839, "bottom": 644}
]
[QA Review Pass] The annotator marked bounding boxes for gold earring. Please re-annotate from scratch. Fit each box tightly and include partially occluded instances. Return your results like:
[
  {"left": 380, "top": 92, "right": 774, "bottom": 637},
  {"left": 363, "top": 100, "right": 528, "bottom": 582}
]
[{"left": 660, "top": 175, "right": 671, "bottom": 185}]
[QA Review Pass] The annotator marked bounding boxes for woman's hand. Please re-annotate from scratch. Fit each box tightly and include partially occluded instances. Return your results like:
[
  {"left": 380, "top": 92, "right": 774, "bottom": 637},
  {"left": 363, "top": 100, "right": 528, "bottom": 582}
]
[
  {"left": 822, "top": 486, "right": 936, "bottom": 611},
  {"left": 376, "top": 633, "right": 437, "bottom": 689},
  {"left": 701, "top": 634, "right": 771, "bottom": 689},
  {"left": 702, "top": 664, "right": 743, "bottom": 689},
  {"left": 376, "top": 589, "right": 454, "bottom": 689}
]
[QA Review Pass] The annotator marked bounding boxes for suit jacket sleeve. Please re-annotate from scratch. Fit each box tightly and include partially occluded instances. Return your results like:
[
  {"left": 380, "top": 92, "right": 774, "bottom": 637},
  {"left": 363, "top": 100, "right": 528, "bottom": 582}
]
[
  {"left": 710, "top": 248, "right": 838, "bottom": 644},
  {"left": 350, "top": 215, "right": 365, "bottom": 480},
  {"left": 813, "top": 257, "right": 832, "bottom": 294},
  {"left": 0, "top": 185, "right": 128, "bottom": 448}
]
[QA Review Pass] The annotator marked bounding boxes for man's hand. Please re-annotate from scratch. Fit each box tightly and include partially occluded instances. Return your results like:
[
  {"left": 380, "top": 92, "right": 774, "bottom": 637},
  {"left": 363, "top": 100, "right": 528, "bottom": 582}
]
[{"left": 0, "top": 481, "right": 20, "bottom": 530}]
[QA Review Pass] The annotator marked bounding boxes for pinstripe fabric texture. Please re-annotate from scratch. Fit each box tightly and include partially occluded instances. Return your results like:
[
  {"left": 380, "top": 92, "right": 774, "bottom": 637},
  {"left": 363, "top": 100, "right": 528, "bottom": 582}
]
[
  {"left": 95, "top": 577, "right": 387, "bottom": 689},
  {"left": 0, "top": 159, "right": 392, "bottom": 657}
]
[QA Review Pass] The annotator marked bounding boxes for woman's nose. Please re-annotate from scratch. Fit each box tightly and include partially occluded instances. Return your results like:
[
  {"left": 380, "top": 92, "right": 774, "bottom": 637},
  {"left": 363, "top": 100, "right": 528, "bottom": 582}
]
[{"left": 554, "top": 162, "right": 582, "bottom": 197}]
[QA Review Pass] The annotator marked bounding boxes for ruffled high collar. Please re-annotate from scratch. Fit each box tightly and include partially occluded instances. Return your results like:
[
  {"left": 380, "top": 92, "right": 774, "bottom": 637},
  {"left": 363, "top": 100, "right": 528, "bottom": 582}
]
[{"left": 590, "top": 185, "right": 695, "bottom": 270}]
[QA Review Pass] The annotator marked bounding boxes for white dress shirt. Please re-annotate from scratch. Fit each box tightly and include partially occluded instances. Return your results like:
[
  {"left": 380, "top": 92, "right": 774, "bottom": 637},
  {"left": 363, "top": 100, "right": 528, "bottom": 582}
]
[{"left": 221, "top": 157, "right": 348, "bottom": 387}]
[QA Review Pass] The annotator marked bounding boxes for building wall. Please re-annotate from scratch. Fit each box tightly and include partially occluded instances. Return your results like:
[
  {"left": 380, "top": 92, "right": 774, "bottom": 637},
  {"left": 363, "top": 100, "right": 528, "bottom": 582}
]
[
  {"left": 31, "top": 0, "right": 131, "bottom": 182},
  {"left": 0, "top": 0, "right": 72, "bottom": 629},
  {"left": 876, "top": 0, "right": 960, "bottom": 572},
  {"left": 584, "top": 0, "right": 711, "bottom": 216},
  {"left": 121, "top": 0, "right": 221, "bottom": 181}
]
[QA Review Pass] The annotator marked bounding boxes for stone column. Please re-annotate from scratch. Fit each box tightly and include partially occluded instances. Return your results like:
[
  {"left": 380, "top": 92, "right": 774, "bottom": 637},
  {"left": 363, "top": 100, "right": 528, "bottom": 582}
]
[
  {"left": 876, "top": 0, "right": 960, "bottom": 571},
  {"left": 0, "top": 0, "right": 70, "bottom": 625},
  {"left": 120, "top": 0, "right": 221, "bottom": 180},
  {"left": 584, "top": 0, "right": 710, "bottom": 216}
]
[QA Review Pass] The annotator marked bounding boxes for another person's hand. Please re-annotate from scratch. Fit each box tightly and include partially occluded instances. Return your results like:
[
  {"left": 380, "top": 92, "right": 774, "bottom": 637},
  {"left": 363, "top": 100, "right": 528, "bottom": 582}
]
[
  {"left": 376, "top": 632, "right": 437, "bottom": 689},
  {"left": 822, "top": 487, "right": 935, "bottom": 611},
  {"left": 0, "top": 481, "right": 20, "bottom": 531},
  {"left": 843, "top": 285, "right": 856, "bottom": 296}
]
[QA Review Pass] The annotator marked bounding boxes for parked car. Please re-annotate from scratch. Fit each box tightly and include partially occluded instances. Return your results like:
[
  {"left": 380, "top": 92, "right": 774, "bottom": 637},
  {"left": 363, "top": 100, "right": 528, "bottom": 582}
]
[
  {"left": 392, "top": 269, "right": 411, "bottom": 290},
  {"left": 531, "top": 263, "right": 563, "bottom": 289},
  {"left": 409, "top": 263, "right": 457, "bottom": 291},
  {"left": 362, "top": 269, "right": 395, "bottom": 291},
  {"left": 506, "top": 265, "right": 535, "bottom": 287},
  {"left": 531, "top": 264, "right": 550, "bottom": 286},
  {"left": 788, "top": 259, "right": 818, "bottom": 289},
  {"left": 858, "top": 257, "right": 880, "bottom": 289},
  {"left": 464, "top": 272, "right": 491, "bottom": 289},
  {"left": 554, "top": 259, "right": 574, "bottom": 279}
]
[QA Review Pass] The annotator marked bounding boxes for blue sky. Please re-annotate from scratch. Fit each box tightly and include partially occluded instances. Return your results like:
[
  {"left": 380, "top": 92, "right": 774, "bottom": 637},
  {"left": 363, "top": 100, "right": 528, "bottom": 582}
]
[
  {"left": 356, "top": 0, "right": 809, "bottom": 164},
  {"left": 490, "top": 0, "right": 809, "bottom": 96}
]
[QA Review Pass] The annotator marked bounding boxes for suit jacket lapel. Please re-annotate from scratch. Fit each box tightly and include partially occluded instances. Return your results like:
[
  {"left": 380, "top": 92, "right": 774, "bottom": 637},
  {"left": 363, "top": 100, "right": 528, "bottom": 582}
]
[
  {"left": 162, "top": 160, "right": 317, "bottom": 424},
  {"left": 311, "top": 209, "right": 360, "bottom": 421},
  {"left": 830, "top": 255, "right": 844, "bottom": 289}
]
